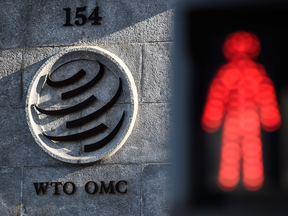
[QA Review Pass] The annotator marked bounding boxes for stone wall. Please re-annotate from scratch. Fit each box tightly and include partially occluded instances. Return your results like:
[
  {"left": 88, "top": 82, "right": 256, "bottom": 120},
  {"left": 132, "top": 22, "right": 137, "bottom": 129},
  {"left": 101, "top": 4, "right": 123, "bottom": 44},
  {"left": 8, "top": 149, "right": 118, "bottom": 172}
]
[{"left": 0, "top": 0, "right": 173, "bottom": 215}]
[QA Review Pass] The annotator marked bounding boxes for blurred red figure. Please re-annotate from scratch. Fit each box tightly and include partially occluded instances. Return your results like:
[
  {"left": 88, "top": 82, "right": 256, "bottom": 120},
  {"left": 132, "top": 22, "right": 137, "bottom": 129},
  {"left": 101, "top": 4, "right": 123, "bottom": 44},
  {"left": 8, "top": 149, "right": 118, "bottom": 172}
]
[{"left": 202, "top": 31, "right": 281, "bottom": 191}]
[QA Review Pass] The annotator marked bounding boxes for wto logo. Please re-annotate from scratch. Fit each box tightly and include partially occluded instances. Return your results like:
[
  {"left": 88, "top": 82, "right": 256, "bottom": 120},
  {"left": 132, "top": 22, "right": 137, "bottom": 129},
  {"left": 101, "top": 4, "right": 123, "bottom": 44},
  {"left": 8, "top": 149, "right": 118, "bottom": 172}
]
[
  {"left": 35, "top": 62, "right": 124, "bottom": 153},
  {"left": 26, "top": 47, "right": 138, "bottom": 164}
]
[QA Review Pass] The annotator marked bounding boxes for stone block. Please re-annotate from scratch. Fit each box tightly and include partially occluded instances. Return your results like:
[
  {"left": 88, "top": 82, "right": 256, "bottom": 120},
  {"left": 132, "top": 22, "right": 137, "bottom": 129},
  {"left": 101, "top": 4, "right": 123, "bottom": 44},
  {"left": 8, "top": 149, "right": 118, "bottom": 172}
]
[
  {"left": 22, "top": 165, "right": 141, "bottom": 216},
  {"left": 0, "top": 168, "right": 21, "bottom": 216},
  {"left": 0, "top": 1, "right": 24, "bottom": 49},
  {"left": 100, "top": 103, "right": 171, "bottom": 164},
  {"left": 142, "top": 42, "right": 173, "bottom": 103},
  {"left": 82, "top": 0, "right": 174, "bottom": 45},
  {"left": 0, "top": 108, "right": 61, "bottom": 166},
  {"left": 0, "top": 0, "right": 82, "bottom": 49},
  {"left": 0, "top": 0, "right": 173, "bottom": 48},
  {"left": 142, "top": 164, "right": 172, "bottom": 216},
  {"left": 23, "top": 47, "right": 62, "bottom": 106},
  {"left": 0, "top": 49, "right": 22, "bottom": 106},
  {"left": 98, "top": 43, "right": 142, "bottom": 102}
]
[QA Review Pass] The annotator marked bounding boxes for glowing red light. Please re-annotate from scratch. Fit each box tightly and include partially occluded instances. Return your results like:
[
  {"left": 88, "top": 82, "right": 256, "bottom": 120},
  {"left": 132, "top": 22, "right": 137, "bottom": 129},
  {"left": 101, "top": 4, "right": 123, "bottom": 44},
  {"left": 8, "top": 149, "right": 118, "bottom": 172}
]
[{"left": 202, "top": 31, "right": 281, "bottom": 191}]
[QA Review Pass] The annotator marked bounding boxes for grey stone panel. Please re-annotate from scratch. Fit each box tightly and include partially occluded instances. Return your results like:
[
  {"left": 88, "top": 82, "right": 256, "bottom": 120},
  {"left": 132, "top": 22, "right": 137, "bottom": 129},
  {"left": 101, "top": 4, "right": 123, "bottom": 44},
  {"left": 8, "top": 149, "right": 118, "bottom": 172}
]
[
  {"left": 0, "top": 108, "right": 61, "bottom": 166},
  {"left": 98, "top": 43, "right": 142, "bottom": 102},
  {"left": 0, "top": 0, "right": 173, "bottom": 49},
  {"left": 99, "top": 103, "right": 171, "bottom": 164},
  {"left": 12, "top": 46, "right": 170, "bottom": 165},
  {"left": 142, "top": 164, "right": 172, "bottom": 216},
  {"left": 0, "top": 49, "right": 22, "bottom": 106},
  {"left": 0, "top": 1, "right": 25, "bottom": 49},
  {"left": 22, "top": 165, "right": 141, "bottom": 216},
  {"left": 82, "top": 0, "right": 174, "bottom": 45},
  {"left": 23, "top": 47, "right": 62, "bottom": 106},
  {"left": 142, "top": 42, "right": 173, "bottom": 103},
  {"left": 0, "top": 168, "right": 21, "bottom": 216},
  {"left": 0, "top": 0, "right": 83, "bottom": 49}
]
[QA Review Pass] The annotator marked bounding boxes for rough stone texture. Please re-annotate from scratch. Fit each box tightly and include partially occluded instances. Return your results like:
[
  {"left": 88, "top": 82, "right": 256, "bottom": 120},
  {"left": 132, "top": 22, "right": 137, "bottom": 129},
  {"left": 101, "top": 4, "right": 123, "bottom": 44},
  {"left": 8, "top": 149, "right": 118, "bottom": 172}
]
[
  {"left": 142, "top": 164, "right": 172, "bottom": 216},
  {"left": 23, "top": 47, "right": 62, "bottom": 106},
  {"left": 82, "top": 0, "right": 174, "bottom": 45},
  {"left": 0, "top": 0, "right": 173, "bottom": 214},
  {"left": 22, "top": 165, "right": 141, "bottom": 216},
  {"left": 0, "top": 49, "right": 22, "bottom": 106},
  {"left": 0, "top": 0, "right": 82, "bottom": 49},
  {"left": 0, "top": 168, "right": 21, "bottom": 216},
  {"left": 0, "top": 108, "right": 61, "bottom": 166},
  {"left": 142, "top": 42, "right": 173, "bottom": 103},
  {"left": 0, "top": 0, "right": 173, "bottom": 49},
  {"left": 98, "top": 43, "right": 142, "bottom": 102},
  {"left": 100, "top": 103, "right": 171, "bottom": 164}
]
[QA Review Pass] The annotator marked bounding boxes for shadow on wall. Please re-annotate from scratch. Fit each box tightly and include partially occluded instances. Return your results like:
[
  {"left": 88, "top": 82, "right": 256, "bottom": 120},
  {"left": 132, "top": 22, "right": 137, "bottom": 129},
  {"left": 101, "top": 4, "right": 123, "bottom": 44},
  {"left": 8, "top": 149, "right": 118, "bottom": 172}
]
[{"left": 0, "top": 0, "right": 174, "bottom": 48}]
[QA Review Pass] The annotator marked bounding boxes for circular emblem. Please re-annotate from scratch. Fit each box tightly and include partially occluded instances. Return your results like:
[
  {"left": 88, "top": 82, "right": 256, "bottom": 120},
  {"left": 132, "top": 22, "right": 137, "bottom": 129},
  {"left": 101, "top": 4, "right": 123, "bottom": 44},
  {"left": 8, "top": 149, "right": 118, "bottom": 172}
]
[{"left": 26, "top": 47, "right": 138, "bottom": 164}]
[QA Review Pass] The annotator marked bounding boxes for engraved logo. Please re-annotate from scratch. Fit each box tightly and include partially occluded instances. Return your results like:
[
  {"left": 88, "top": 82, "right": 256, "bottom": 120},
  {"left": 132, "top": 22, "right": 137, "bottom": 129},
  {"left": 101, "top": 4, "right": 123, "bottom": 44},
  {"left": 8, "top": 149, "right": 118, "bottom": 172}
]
[
  {"left": 35, "top": 62, "right": 124, "bottom": 152},
  {"left": 26, "top": 47, "right": 138, "bottom": 163}
]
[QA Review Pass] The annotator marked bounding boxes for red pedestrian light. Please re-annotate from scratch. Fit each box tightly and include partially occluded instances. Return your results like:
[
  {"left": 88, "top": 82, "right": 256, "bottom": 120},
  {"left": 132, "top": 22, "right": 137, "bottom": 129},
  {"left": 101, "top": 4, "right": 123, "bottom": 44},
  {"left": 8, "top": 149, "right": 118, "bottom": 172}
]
[{"left": 201, "top": 31, "right": 281, "bottom": 191}]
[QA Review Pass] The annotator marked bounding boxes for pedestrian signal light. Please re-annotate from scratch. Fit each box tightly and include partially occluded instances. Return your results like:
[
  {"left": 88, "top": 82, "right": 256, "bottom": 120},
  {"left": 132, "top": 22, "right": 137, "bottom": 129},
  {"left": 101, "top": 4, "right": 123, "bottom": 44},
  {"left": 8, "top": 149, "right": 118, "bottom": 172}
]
[
  {"left": 202, "top": 31, "right": 281, "bottom": 191},
  {"left": 174, "top": 2, "right": 288, "bottom": 215}
]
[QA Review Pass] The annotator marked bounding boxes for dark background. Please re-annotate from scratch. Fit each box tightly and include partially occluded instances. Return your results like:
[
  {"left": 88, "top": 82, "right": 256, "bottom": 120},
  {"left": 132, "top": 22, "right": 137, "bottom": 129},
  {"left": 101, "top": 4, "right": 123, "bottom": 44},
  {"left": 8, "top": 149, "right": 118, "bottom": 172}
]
[{"left": 185, "top": 4, "right": 288, "bottom": 214}]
